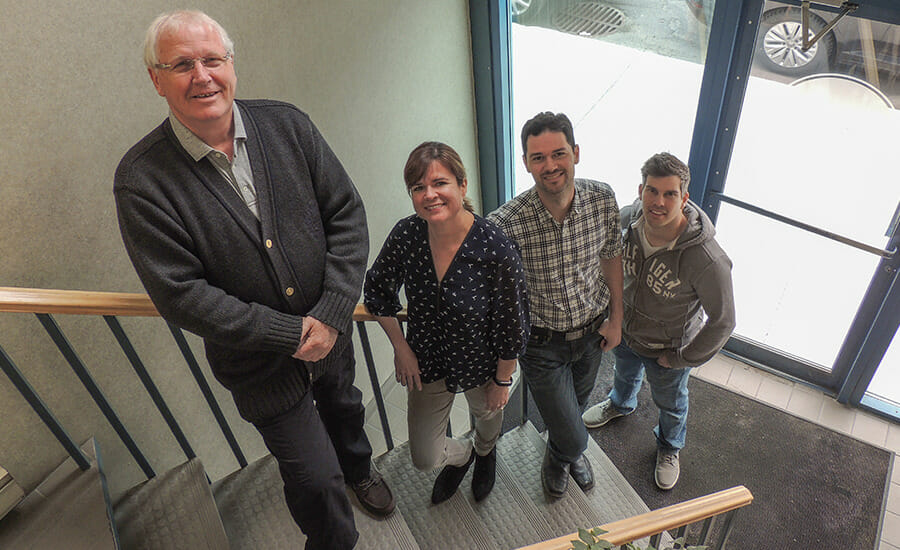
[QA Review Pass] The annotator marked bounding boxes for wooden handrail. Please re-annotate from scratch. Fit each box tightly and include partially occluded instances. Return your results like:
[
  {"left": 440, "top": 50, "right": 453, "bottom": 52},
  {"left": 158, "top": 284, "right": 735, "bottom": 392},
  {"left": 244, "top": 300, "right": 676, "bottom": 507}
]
[
  {"left": 517, "top": 485, "right": 753, "bottom": 549},
  {"left": 0, "top": 286, "right": 406, "bottom": 321},
  {"left": 0, "top": 287, "right": 159, "bottom": 317}
]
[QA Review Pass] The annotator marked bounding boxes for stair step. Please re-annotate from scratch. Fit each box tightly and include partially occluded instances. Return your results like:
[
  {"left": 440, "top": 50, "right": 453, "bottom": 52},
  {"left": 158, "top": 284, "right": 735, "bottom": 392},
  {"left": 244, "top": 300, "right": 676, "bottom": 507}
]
[
  {"left": 581, "top": 435, "right": 671, "bottom": 547},
  {"left": 379, "top": 421, "right": 619, "bottom": 550},
  {"left": 212, "top": 454, "right": 420, "bottom": 550},
  {"left": 525, "top": 429, "right": 671, "bottom": 548},
  {"left": 0, "top": 438, "right": 116, "bottom": 550},
  {"left": 114, "top": 458, "right": 230, "bottom": 550},
  {"left": 497, "top": 423, "right": 603, "bottom": 537}
]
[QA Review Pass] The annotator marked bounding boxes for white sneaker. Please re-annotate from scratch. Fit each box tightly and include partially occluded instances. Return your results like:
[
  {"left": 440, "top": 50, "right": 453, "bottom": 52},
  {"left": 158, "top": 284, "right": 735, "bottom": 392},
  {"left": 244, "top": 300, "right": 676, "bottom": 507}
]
[
  {"left": 582, "top": 398, "right": 625, "bottom": 428},
  {"left": 655, "top": 449, "right": 680, "bottom": 490}
]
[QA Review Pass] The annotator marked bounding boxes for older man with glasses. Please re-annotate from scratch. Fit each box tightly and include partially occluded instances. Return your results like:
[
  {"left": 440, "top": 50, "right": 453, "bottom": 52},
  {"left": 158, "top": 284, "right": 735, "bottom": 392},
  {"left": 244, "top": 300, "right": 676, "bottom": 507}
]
[{"left": 114, "top": 10, "right": 394, "bottom": 549}]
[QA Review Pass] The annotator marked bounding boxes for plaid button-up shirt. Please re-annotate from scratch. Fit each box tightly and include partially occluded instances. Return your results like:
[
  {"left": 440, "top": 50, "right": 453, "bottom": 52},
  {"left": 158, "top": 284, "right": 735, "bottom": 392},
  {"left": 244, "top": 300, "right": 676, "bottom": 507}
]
[{"left": 489, "top": 179, "right": 622, "bottom": 332}]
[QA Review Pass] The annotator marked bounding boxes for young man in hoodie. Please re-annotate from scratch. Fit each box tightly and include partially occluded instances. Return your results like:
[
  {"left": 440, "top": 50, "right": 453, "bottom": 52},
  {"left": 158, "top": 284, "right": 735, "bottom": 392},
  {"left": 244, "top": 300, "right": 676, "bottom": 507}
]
[{"left": 582, "top": 152, "right": 735, "bottom": 490}]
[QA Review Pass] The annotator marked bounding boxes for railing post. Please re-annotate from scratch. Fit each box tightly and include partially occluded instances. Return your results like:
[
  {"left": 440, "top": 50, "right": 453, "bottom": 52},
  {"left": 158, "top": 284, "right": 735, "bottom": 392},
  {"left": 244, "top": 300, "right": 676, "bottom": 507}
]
[
  {"left": 520, "top": 377, "right": 528, "bottom": 426},
  {"left": 104, "top": 316, "right": 196, "bottom": 461},
  {"left": 167, "top": 324, "right": 247, "bottom": 468},
  {"left": 0, "top": 343, "right": 91, "bottom": 471},
  {"left": 714, "top": 508, "right": 740, "bottom": 550},
  {"left": 356, "top": 321, "right": 394, "bottom": 451},
  {"left": 697, "top": 516, "right": 713, "bottom": 545},
  {"left": 36, "top": 313, "right": 154, "bottom": 478}
]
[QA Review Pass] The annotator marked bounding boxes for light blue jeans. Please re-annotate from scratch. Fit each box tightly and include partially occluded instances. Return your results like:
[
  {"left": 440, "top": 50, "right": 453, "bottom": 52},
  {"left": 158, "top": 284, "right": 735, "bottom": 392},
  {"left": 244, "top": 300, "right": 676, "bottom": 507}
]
[
  {"left": 608, "top": 342, "right": 691, "bottom": 451},
  {"left": 520, "top": 331, "right": 604, "bottom": 464}
]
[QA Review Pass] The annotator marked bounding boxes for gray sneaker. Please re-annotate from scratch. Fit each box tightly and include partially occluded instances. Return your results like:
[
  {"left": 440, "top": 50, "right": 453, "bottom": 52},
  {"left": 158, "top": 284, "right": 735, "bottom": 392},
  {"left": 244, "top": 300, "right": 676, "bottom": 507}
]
[
  {"left": 582, "top": 399, "right": 625, "bottom": 428},
  {"left": 655, "top": 449, "right": 680, "bottom": 490}
]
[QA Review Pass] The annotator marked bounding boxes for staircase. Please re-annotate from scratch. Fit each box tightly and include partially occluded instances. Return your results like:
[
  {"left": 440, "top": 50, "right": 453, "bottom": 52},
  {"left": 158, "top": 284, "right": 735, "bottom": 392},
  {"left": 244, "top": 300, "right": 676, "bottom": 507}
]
[
  {"left": 0, "top": 418, "right": 659, "bottom": 550},
  {"left": 0, "top": 289, "right": 748, "bottom": 549}
]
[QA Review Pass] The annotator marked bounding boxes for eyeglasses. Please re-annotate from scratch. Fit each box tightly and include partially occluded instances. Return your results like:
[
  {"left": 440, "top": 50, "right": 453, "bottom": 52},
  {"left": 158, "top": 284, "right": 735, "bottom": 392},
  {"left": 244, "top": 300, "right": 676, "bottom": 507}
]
[{"left": 154, "top": 53, "right": 233, "bottom": 74}]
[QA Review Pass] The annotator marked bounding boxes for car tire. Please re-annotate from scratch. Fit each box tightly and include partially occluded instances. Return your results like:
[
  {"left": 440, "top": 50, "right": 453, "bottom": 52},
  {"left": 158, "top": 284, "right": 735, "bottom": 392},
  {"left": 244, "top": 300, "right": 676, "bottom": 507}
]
[
  {"left": 510, "top": 0, "right": 546, "bottom": 24},
  {"left": 756, "top": 7, "right": 836, "bottom": 77}
]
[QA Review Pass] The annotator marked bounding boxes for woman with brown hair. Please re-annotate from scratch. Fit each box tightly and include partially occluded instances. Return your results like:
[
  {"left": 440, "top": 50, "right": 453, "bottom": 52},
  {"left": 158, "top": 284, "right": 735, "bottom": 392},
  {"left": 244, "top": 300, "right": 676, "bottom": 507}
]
[{"left": 365, "top": 141, "right": 529, "bottom": 504}]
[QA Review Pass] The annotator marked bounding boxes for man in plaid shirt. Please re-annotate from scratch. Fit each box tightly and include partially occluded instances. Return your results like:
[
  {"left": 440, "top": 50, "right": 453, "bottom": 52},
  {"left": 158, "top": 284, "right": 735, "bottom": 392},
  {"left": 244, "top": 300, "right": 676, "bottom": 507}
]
[{"left": 489, "top": 112, "right": 623, "bottom": 498}]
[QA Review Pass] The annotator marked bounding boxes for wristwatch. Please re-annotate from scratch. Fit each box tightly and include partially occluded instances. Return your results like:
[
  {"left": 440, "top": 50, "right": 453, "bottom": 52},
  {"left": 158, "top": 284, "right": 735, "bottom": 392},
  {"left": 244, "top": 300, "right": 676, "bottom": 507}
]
[{"left": 492, "top": 375, "right": 513, "bottom": 387}]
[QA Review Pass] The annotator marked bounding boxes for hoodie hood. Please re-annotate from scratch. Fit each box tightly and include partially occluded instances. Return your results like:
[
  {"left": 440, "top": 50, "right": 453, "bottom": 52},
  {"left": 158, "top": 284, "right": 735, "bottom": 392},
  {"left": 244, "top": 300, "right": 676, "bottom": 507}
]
[{"left": 621, "top": 198, "right": 716, "bottom": 251}]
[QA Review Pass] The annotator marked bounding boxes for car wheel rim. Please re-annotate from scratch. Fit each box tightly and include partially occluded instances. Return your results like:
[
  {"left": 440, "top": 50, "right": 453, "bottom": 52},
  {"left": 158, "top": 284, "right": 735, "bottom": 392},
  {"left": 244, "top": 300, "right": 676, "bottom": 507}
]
[
  {"left": 764, "top": 21, "right": 819, "bottom": 68},
  {"left": 511, "top": 0, "right": 532, "bottom": 16}
]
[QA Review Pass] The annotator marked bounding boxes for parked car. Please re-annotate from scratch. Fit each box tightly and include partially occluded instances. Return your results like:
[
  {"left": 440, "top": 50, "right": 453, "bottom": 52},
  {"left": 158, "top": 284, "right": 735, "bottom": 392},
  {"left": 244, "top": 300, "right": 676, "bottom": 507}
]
[{"left": 688, "top": 1, "right": 900, "bottom": 94}]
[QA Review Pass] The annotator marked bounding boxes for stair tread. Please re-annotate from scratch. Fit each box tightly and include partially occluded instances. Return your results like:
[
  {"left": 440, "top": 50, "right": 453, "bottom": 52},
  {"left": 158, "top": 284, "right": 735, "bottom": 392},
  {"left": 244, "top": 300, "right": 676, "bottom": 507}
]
[
  {"left": 0, "top": 438, "right": 116, "bottom": 550},
  {"left": 114, "top": 457, "right": 230, "bottom": 550},
  {"left": 497, "top": 424, "right": 603, "bottom": 537},
  {"left": 376, "top": 441, "right": 556, "bottom": 550},
  {"left": 376, "top": 421, "right": 636, "bottom": 550},
  {"left": 212, "top": 454, "right": 420, "bottom": 550}
]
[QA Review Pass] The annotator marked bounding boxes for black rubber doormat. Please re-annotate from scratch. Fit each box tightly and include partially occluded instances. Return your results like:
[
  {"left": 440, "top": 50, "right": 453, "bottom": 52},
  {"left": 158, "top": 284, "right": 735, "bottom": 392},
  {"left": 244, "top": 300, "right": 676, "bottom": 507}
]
[{"left": 583, "top": 364, "right": 892, "bottom": 548}]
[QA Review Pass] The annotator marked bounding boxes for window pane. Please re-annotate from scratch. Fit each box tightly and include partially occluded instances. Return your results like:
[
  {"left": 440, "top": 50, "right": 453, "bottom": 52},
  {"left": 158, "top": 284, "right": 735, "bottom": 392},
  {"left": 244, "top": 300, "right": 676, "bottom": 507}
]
[
  {"left": 511, "top": 0, "right": 716, "bottom": 203},
  {"left": 716, "top": 202, "right": 880, "bottom": 369},
  {"left": 715, "top": 2, "right": 900, "bottom": 371}
]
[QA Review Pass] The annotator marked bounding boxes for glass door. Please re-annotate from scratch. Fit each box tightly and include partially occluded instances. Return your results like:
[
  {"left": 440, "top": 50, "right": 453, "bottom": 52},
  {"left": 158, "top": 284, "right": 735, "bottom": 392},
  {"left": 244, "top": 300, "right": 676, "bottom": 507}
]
[{"left": 713, "top": 0, "right": 900, "bottom": 398}]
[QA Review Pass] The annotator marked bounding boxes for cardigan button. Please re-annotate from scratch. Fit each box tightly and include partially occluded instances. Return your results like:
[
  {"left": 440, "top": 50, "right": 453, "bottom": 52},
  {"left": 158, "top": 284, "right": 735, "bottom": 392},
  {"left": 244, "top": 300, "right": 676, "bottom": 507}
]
[
  {"left": 285, "top": 287, "right": 294, "bottom": 296},
  {"left": 265, "top": 239, "right": 273, "bottom": 248}
]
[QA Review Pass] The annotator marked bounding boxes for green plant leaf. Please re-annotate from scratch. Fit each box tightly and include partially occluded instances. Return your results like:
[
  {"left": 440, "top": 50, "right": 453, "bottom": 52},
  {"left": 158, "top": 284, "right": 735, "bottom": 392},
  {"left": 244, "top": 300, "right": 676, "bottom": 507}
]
[
  {"left": 570, "top": 541, "right": 590, "bottom": 550},
  {"left": 578, "top": 528, "right": 596, "bottom": 544}
]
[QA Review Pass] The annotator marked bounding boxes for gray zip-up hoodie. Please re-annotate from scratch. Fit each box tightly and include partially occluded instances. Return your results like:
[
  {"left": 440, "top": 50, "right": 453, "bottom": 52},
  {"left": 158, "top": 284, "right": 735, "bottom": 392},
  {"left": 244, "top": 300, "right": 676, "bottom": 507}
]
[{"left": 621, "top": 198, "right": 735, "bottom": 369}]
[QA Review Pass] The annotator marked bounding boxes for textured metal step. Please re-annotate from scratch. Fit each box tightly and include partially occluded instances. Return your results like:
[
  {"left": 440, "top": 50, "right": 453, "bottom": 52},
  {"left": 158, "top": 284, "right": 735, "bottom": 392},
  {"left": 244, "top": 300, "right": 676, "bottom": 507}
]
[
  {"left": 114, "top": 458, "right": 230, "bottom": 550},
  {"left": 0, "top": 438, "right": 117, "bottom": 550},
  {"left": 525, "top": 429, "right": 672, "bottom": 547},
  {"left": 582, "top": 435, "right": 670, "bottom": 547},
  {"left": 497, "top": 424, "right": 603, "bottom": 537},
  {"left": 375, "top": 437, "right": 563, "bottom": 550},
  {"left": 213, "top": 454, "right": 419, "bottom": 550}
]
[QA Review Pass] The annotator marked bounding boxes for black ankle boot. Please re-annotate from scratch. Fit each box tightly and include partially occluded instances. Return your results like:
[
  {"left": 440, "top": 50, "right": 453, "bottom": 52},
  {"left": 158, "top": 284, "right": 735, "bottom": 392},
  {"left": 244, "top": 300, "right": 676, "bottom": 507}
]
[
  {"left": 471, "top": 447, "right": 497, "bottom": 502},
  {"left": 431, "top": 449, "right": 475, "bottom": 504}
]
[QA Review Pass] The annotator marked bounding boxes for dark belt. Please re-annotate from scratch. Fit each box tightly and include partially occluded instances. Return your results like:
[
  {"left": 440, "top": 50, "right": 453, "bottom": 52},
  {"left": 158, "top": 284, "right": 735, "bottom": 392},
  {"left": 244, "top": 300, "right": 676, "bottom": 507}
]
[{"left": 529, "top": 315, "right": 606, "bottom": 343}]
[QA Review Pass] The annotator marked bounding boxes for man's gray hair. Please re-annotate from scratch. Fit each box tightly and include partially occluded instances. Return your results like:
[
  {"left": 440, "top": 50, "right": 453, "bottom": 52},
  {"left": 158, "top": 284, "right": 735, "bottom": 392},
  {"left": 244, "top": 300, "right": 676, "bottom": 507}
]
[
  {"left": 640, "top": 152, "right": 691, "bottom": 195},
  {"left": 143, "top": 10, "right": 235, "bottom": 69}
]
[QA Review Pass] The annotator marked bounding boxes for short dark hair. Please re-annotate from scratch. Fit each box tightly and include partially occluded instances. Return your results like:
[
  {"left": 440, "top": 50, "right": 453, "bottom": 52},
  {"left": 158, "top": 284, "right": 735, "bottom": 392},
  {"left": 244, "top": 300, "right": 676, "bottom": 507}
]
[
  {"left": 640, "top": 152, "right": 691, "bottom": 195},
  {"left": 403, "top": 141, "right": 474, "bottom": 213},
  {"left": 521, "top": 112, "right": 576, "bottom": 153}
]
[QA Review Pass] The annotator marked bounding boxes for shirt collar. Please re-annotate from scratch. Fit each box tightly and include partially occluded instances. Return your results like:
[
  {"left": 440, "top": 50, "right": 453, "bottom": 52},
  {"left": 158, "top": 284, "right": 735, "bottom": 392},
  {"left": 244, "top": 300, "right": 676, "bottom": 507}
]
[
  {"left": 527, "top": 180, "right": 583, "bottom": 223},
  {"left": 169, "top": 103, "right": 246, "bottom": 162}
]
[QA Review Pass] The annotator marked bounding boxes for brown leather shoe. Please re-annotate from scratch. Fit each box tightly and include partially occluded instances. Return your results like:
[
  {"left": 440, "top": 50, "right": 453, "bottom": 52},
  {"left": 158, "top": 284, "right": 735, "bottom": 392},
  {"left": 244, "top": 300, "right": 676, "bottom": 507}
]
[{"left": 350, "top": 468, "right": 395, "bottom": 517}]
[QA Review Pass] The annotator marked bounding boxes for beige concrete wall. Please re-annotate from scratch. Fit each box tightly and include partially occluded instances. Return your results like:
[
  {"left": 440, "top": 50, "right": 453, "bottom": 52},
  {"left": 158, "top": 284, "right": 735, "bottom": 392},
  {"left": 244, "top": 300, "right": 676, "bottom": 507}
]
[{"left": 0, "top": 0, "right": 478, "bottom": 499}]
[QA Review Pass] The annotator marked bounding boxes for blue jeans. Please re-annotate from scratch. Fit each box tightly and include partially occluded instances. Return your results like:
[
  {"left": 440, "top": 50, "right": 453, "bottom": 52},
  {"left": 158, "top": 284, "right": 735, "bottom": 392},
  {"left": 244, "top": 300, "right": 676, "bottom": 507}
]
[
  {"left": 520, "top": 331, "right": 604, "bottom": 464},
  {"left": 608, "top": 342, "right": 691, "bottom": 451}
]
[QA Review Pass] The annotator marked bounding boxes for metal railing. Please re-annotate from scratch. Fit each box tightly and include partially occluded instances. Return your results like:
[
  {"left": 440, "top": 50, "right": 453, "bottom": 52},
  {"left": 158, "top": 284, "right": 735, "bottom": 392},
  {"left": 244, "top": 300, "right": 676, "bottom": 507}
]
[
  {"left": 0, "top": 287, "right": 397, "bottom": 478},
  {"left": 1, "top": 286, "right": 752, "bottom": 550}
]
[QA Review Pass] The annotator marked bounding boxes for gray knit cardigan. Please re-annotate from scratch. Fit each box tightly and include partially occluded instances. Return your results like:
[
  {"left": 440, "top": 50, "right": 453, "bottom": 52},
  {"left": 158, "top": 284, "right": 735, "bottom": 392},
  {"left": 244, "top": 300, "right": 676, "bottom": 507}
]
[{"left": 114, "top": 99, "right": 368, "bottom": 422}]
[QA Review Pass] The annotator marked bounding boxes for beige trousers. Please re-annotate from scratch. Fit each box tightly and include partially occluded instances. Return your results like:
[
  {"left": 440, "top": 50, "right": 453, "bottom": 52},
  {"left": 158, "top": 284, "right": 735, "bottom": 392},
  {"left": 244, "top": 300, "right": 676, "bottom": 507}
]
[{"left": 406, "top": 379, "right": 504, "bottom": 471}]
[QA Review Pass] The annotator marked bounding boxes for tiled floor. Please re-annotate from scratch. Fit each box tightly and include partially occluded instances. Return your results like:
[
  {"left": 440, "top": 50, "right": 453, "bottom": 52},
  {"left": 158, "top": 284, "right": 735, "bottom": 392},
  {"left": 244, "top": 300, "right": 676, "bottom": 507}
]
[{"left": 363, "top": 354, "right": 900, "bottom": 549}]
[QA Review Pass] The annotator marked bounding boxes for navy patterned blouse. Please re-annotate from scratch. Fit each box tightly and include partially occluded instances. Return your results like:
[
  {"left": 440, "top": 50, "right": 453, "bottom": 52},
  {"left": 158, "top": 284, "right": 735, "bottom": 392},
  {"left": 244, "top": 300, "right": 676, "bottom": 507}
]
[{"left": 365, "top": 215, "right": 530, "bottom": 393}]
